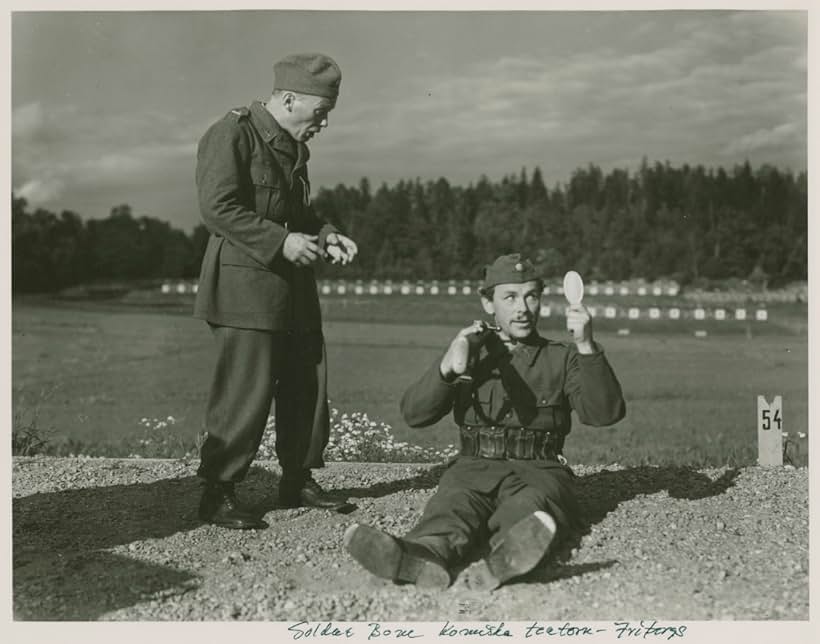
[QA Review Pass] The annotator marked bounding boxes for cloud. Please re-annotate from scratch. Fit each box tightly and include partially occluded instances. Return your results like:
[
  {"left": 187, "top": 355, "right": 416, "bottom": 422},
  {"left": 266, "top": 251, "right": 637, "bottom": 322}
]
[
  {"left": 723, "top": 122, "right": 802, "bottom": 156},
  {"left": 15, "top": 178, "right": 67, "bottom": 204},
  {"left": 10, "top": 11, "right": 807, "bottom": 221},
  {"left": 12, "top": 100, "right": 199, "bottom": 208},
  {"left": 325, "top": 11, "right": 806, "bottom": 183}
]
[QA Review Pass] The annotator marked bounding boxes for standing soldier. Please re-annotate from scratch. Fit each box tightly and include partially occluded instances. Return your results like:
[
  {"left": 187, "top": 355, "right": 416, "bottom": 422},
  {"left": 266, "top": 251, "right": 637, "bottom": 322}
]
[
  {"left": 344, "top": 254, "right": 625, "bottom": 587},
  {"left": 194, "top": 53, "right": 358, "bottom": 529}
]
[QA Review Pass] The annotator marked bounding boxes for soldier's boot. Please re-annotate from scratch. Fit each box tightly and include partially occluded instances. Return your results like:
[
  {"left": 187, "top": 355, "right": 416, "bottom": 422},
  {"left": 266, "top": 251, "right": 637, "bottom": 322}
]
[
  {"left": 343, "top": 523, "right": 452, "bottom": 589},
  {"left": 278, "top": 472, "right": 351, "bottom": 511},
  {"left": 480, "top": 510, "right": 556, "bottom": 590},
  {"left": 198, "top": 481, "right": 267, "bottom": 530}
]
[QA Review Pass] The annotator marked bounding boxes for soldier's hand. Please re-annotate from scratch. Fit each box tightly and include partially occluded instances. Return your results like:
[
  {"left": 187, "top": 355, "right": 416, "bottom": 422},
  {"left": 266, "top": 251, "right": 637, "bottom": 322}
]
[
  {"left": 565, "top": 304, "right": 595, "bottom": 354},
  {"left": 325, "top": 233, "right": 358, "bottom": 265},
  {"left": 283, "top": 233, "right": 321, "bottom": 266},
  {"left": 439, "top": 320, "right": 489, "bottom": 380}
]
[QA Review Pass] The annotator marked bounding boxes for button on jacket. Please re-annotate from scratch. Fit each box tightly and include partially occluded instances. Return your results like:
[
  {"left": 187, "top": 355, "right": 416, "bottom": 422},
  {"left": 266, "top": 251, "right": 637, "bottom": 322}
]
[{"left": 193, "top": 100, "right": 338, "bottom": 331}]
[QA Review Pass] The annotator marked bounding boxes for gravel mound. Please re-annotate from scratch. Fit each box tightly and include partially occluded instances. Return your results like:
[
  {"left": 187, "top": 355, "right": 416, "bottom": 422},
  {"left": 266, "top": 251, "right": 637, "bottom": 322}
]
[{"left": 12, "top": 456, "right": 809, "bottom": 621}]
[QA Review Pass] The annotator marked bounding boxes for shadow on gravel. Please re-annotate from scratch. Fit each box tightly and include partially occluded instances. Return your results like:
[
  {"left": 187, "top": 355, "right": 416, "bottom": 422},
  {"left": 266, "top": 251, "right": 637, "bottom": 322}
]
[
  {"left": 493, "top": 465, "right": 741, "bottom": 587},
  {"left": 335, "top": 463, "right": 449, "bottom": 499},
  {"left": 526, "top": 559, "right": 620, "bottom": 584},
  {"left": 552, "top": 465, "right": 741, "bottom": 563},
  {"left": 12, "top": 464, "right": 279, "bottom": 620},
  {"left": 251, "top": 463, "right": 448, "bottom": 515},
  {"left": 574, "top": 464, "right": 740, "bottom": 525}
]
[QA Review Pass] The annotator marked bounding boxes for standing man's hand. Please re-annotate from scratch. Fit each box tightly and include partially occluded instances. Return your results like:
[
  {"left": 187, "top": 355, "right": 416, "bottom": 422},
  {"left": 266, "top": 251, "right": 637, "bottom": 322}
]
[
  {"left": 325, "top": 233, "right": 358, "bottom": 265},
  {"left": 283, "top": 232, "right": 322, "bottom": 266},
  {"left": 566, "top": 304, "right": 596, "bottom": 354}
]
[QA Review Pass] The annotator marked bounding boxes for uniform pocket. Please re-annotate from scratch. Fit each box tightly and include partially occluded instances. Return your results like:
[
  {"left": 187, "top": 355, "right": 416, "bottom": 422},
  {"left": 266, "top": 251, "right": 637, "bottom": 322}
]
[
  {"left": 471, "top": 388, "right": 496, "bottom": 424},
  {"left": 250, "top": 164, "right": 281, "bottom": 219},
  {"left": 219, "top": 240, "right": 270, "bottom": 270},
  {"left": 533, "top": 400, "right": 565, "bottom": 432}
]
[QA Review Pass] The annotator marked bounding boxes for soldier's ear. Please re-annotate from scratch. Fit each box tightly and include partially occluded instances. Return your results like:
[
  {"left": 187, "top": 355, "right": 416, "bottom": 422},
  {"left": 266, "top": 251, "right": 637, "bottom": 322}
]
[
  {"left": 481, "top": 296, "right": 495, "bottom": 316},
  {"left": 282, "top": 92, "right": 296, "bottom": 111}
]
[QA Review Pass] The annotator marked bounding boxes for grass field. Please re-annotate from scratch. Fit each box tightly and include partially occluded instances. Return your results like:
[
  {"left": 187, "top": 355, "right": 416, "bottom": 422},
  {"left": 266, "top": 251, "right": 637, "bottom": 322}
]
[{"left": 11, "top": 293, "right": 809, "bottom": 466}]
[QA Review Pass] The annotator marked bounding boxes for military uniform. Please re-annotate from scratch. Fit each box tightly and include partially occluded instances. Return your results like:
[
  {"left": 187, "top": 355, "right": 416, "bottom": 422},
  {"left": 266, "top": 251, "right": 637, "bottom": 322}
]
[
  {"left": 344, "top": 253, "right": 626, "bottom": 586},
  {"left": 194, "top": 100, "right": 337, "bottom": 486},
  {"left": 399, "top": 332, "right": 625, "bottom": 564}
]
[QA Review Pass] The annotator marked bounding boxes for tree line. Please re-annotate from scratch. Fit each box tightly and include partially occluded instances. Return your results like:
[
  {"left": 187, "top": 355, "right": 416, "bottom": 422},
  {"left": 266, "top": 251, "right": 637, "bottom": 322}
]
[{"left": 12, "top": 159, "right": 807, "bottom": 294}]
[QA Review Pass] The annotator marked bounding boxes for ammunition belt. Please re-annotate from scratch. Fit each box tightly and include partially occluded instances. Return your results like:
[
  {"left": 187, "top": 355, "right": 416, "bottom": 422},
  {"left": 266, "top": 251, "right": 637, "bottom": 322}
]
[{"left": 458, "top": 424, "right": 563, "bottom": 461}]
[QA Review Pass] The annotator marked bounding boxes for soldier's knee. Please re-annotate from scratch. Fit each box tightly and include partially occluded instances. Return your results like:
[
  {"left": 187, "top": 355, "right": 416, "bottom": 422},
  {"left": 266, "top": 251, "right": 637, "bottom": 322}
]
[{"left": 509, "top": 486, "right": 553, "bottom": 514}]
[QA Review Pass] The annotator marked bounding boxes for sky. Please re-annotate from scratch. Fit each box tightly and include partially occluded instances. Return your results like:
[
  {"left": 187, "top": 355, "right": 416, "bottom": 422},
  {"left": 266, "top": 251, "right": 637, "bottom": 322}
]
[{"left": 11, "top": 8, "right": 808, "bottom": 231}]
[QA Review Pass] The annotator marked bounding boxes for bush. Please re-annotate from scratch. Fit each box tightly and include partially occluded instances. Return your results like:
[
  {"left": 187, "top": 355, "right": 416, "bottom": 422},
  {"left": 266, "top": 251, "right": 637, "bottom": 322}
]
[{"left": 256, "top": 407, "right": 458, "bottom": 464}]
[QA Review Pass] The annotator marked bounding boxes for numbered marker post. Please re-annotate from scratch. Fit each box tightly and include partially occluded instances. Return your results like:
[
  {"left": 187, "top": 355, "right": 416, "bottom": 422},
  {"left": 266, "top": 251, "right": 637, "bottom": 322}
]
[{"left": 757, "top": 395, "right": 783, "bottom": 466}]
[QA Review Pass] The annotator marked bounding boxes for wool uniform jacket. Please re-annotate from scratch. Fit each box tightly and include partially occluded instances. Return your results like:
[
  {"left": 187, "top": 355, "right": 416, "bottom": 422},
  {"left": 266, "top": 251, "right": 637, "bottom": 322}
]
[
  {"left": 401, "top": 333, "right": 626, "bottom": 461},
  {"left": 193, "top": 100, "right": 338, "bottom": 331}
]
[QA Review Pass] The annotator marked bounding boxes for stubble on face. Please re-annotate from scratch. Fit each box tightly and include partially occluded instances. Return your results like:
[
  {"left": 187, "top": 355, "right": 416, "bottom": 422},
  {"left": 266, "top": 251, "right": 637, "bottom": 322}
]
[
  {"left": 291, "top": 93, "right": 336, "bottom": 142},
  {"left": 484, "top": 281, "right": 542, "bottom": 344}
]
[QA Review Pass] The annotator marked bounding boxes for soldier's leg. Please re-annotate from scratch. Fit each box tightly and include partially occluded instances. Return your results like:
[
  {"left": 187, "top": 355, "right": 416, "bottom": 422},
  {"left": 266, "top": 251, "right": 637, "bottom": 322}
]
[
  {"left": 275, "top": 333, "right": 347, "bottom": 509},
  {"left": 198, "top": 326, "right": 283, "bottom": 482},
  {"left": 478, "top": 463, "right": 576, "bottom": 587},
  {"left": 403, "top": 482, "right": 495, "bottom": 567},
  {"left": 344, "top": 478, "right": 494, "bottom": 589},
  {"left": 198, "top": 326, "right": 282, "bottom": 482},
  {"left": 489, "top": 461, "right": 579, "bottom": 538},
  {"left": 197, "top": 326, "right": 282, "bottom": 529}
]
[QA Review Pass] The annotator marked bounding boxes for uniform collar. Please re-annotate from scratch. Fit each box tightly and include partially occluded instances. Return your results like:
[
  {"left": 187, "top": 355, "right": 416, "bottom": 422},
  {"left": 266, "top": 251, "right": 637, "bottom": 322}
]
[
  {"left": 483, "top": 333, "right": 547, "bottom": 367},
  {"left": 249, "top": 100, "right": 311, "bottom": 166},
  {"left": 510, "top": 334, "right": 548, "bottom": 366}
]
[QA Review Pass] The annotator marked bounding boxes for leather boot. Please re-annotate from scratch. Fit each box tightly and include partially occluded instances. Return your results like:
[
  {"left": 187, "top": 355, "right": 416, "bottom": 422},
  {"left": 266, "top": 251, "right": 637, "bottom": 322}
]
[
  {"left": 278, "top": 473, "right": 351, "bottom": 511},
  {"left": 343, "top": 523, "right": 452, "bottom": 589},
  {"left": 198, "top": 481, "right": 267, "bottom": 530},
  {"left": 480, "top": 510, "right": 556, "bottom": 589}
]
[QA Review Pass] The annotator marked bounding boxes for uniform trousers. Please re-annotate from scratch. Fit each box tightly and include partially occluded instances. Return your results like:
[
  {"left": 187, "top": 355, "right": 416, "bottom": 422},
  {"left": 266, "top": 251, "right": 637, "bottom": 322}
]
[
  {"left": 404, "top": 456, "right": 578, "bottom": 565},
  {"left": 197, "top": 325, "right": 329, "bottom": 483}
]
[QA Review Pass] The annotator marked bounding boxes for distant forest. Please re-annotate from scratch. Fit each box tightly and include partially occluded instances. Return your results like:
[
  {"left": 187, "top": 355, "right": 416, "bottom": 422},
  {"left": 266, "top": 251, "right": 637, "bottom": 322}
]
[{"left": 11, "top": 159, "right": 807, "bottom": 294}]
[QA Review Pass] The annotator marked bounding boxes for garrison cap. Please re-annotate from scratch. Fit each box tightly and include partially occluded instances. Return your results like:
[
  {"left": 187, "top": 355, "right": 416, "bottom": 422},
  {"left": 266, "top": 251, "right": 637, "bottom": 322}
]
[
  {"left": 482, "top": 253, "right": 541, "bottom": 290},
  {"left": 273, "top": 53, "right": 341, "bottom": 99}
]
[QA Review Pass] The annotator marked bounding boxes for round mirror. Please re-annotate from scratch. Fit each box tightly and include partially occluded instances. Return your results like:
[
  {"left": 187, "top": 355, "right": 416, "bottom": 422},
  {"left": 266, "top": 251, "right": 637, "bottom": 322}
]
[{"left": 563, "top": 270, "right": 584, "bottom": 305}]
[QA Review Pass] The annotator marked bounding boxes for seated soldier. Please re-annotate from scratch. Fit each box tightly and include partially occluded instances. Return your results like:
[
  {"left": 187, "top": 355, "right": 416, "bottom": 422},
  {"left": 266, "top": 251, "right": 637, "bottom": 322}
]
[{"left": 344, "top": 253, "right": 626, "bottom": 589}]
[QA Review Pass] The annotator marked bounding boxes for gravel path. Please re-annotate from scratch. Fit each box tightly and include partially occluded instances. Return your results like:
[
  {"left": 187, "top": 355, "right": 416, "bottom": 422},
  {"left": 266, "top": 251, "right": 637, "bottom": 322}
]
[{"left": 12, "top": 456, "right": 809, "bottom": 622}]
